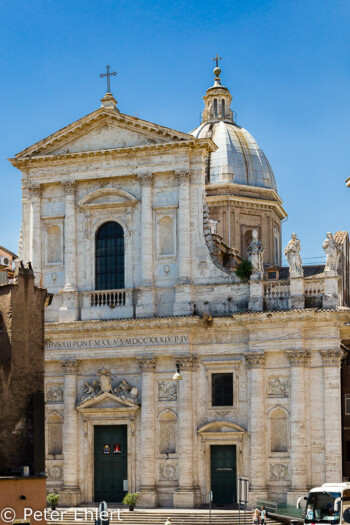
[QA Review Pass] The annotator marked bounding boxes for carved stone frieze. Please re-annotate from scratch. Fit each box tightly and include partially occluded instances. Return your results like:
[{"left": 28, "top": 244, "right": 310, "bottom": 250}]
[
  {"left": 46, "top": 464, "right": 63, "bottom": 481},
  {"left": 320, "top": 349, "right": 344, "bottom": 367},
  {"left": 268, "top": 377, "right": 288, "bottom": 398},
  {"left": 286, "top": 350, "right": 311, "bottom": 367},
  {"left": 245, "top": 351, "right": 266, "bottom": 369},
  {"left": 158, "top": 381, "right": 177, "bottom": 401},
  {"left": 46, "top": 385, "right": 64, "bottom": 403},
  {"left": 159, "top": 463, "right": 178, "bottom": 481},
  {"left": 61, "top": 359, "right": 80, "bottom": 374},
  {"left": 174, "top": 355, "right": 198, "bottom": 371},
  {"left": 269, "top": 463, "right": 289, "bottom": 481},
  {"left": 137, "top": 356, "right": 157, "bottom": 371}
]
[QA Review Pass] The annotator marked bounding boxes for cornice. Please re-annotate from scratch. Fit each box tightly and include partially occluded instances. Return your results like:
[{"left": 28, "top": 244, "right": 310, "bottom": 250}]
[
  {"left": 206, "top": 194, "right": 287, "bottom": 220},
  {"left": 10, "top": 138, "right": 216, "bottom": 170},
  {"left": 44, "top": 308, "right": 349, "bottom": 336}
]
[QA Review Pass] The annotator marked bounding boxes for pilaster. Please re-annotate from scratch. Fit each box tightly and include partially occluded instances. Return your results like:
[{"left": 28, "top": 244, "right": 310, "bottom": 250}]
[
  {"left": 59, "top": 181, "right": 79, "bottom": 322},
  {"left": 174, "top": 170, "right": 192, "bottom": 316},
  {"left": 61, "top": 359, "right": 80, "bottom": 505},
  {"left": 248, "top": 279, "right": 263, "bottom": 311},
  {"left": 245, "top": 351, "right": 267, "bottom": 504},
  {"left": 137, "top": 356, "right": 158, "bottom": 507},
  {"left": 320, "top": 349, "right": 343, "bottom": 481},
  {"left": 173, "top": 355, "right": 198, "bottom": 508},
  {"left": 286, "top": 350, "right": 310, "bottom": 505},
  {"left": 136, "top": 173, "right": 155, "bottom": 317},
  {"left": 27, "top": 183, "right": 42, "bottom": 285}
]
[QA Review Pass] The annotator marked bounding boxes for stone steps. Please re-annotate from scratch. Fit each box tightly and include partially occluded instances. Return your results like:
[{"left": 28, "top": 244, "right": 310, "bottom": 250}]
[{"left": 47, "top": 509, "right": 280, "bottom": 525}]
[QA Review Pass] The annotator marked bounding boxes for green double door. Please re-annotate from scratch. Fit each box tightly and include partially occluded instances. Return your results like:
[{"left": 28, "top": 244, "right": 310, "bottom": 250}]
[
  {"left": 94, "top": 425, "right": 127, "bottom": 502},
  {"left": 210, "top": 445, "right": 236, "bottom": 505}
]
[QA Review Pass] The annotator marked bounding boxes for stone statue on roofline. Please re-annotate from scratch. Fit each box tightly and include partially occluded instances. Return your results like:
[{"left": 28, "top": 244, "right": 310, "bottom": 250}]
[
  {"left": 247, "top": 229, "right": 264, "bottom": 275},
  {"left": 322, "top": 232, "right": 341, "bottom": 272},
  {"left": 284, "top": 233, "right": 303, "bottom": 278}
]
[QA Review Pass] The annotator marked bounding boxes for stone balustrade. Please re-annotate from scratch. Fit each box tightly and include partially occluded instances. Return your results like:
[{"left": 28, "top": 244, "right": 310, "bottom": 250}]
[{"left": 81, "top": 289, "right": 133, "bottom": 320}]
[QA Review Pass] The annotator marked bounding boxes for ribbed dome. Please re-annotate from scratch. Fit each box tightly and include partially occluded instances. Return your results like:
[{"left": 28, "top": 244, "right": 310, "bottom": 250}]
[{"left": 190, "top": 120, "right": 277, "bottom": 191}]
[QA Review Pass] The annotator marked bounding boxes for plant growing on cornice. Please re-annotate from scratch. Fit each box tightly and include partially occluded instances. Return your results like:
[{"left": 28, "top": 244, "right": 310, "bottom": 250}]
[{"left": 235, "top": 260, "right": 253, "bottom": 281}]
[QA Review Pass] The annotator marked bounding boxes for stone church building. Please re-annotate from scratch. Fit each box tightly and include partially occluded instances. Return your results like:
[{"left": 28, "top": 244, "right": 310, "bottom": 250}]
[{"left": 9, "top": 63, "right": 350, "bottom": 507}]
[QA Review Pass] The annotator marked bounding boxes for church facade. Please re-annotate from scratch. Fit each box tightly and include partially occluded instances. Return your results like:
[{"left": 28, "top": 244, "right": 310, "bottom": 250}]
[{"left": 10, "top": 64, "right": 350, "bottom": 507}]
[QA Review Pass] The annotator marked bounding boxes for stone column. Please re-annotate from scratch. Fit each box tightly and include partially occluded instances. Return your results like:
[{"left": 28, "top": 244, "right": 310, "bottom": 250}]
[
  {"left": 245, "top": 352, "right": 267, "bottom": 504},
  {"left": 137, "top": 356, "right": 157, "bottom": 507},
  {"left": 173, "top": 355, "right": 197, "bottom": 508},
  {"left": 136, "top": 173, "right": 155, "bottom": 317},
  {"left": 28, "top": 183, "right": 42, "bottom": 285},
  {"left": 320, "top": 349, "right": 343, "bottom": 481},
  {"left": 177, "top": 170, "right": 191, "bottom": 282},
  {"left": 139, "top": 173, "right": 153, "bottom": 285},
  {"left": 59, "top": 181, "right": 79, "bottom": 322},
  {"left": 173, "top": 170, "right": 192, "bottom": 316},
  {"left": 61, "top": 359, "right": 80, "bottom": 505},
  {"left": 62, "top": 181, "right": 77, "bottom": 292},
  {"left": 286, "top": 350, "right": 310, "bottom": 505}
]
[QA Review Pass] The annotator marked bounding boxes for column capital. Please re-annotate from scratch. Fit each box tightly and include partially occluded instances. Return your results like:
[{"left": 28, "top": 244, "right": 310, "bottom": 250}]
[
  {"left": 138, "top": 172, "right": 153, "bottom": 186},
  {"left": 175, "top": 354, "right": 197, "bottom": 371},
  {"left": 320, "top": 349, "right": 344, "bottom": 367},
  {"left": 137, "top": 355, "right": 156, "bottom": 371},
  {"left": 176, "top": 170, "right": 190, "bottom": 183},
  {"left": 62, "top": 180, "right": 76, "bottom": 195},
  {"left": 61, "top": 359, "right": 80, "bottom": 374},
  {"left": 23, "top": 181, "right": 41, "bottom": 197},
  {"left": 286, "top": 349, "right": 311, "bottom": 367},
  {"left": 245, "top": 351, "right": 266, "bottom": 368}
]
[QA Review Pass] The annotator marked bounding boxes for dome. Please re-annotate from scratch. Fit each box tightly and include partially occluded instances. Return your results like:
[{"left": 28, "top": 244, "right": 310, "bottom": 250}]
[
  {"left": 190, "top": 63, "right": 277, "bottom": 191},
  {"left": 190, "top": 120, "right": 277, "bottom": 191}
]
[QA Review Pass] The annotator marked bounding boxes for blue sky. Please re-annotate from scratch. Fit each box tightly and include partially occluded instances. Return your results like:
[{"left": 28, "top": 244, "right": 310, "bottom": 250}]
[{"left": 0, "top": 0, "right": 349, "bottom": 263}]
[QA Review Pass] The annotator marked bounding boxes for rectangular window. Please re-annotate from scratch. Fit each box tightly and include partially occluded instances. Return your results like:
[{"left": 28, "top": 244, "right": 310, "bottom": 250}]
[
  {"left": 345, "top": 394, "right": 350, "bottom": 415},
  {"left": 212, "top": 373, "right": 233, "bottom": 406}
]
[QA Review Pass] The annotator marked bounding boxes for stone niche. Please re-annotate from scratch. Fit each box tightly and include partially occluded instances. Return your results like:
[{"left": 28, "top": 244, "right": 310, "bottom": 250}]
[{"left": 158, "top": 408, "right": 178, "bottom": 454}]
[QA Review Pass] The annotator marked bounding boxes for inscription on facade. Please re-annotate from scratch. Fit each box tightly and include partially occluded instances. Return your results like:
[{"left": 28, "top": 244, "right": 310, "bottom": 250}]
[{"left": 46, "top": 335, "right": 189, "bottom": 350}]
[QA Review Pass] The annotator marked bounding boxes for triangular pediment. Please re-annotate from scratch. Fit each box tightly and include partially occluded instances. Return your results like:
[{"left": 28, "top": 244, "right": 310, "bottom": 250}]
[
  {"left": 13, "top": 108, "right": 193, "bottom": 159},
  {"left": 198, "top": 421, "right": 246, "bottom": 434},
  {"left": 76, "top": 391, "right": 139, "bottom": 410}
]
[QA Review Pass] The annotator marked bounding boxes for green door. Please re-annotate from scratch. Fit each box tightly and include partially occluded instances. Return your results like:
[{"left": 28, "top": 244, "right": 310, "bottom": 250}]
[
  {"left": 94, "top": 425, "right": 127, "bottom": 502},
  {"left": 210, "top": 445, "right": 236, "bottom": 504}
]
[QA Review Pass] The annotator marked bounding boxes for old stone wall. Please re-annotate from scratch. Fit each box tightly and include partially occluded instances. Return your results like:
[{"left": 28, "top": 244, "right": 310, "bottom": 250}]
[{"left": 0, "top": 269, "right": 46, "bottom": 474}]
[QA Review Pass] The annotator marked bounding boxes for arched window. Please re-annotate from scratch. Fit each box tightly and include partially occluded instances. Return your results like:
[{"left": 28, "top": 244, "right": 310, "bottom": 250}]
[
  {"left": 221, "top": 99, "right": 225, "bottom": 117},
  {"left": 213, "top": 99, "right": 218, "bottom": 118},
  {"left": 96, "top": 222, "right": 125, "bottom": 290}
]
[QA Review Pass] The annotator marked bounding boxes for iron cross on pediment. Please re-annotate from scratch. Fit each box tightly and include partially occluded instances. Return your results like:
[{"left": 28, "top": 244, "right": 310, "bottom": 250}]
[{"left": 100, "top": 65, "right": 117, "bottom": 93}]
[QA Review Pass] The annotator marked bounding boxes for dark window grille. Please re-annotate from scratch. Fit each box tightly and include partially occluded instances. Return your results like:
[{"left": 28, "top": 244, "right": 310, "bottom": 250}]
[
  {"left": 96, "top": 222, "right": 125, "bottom": 290},
  {"left": 212, "top": 373, "right": 233, "bottom": 406}
]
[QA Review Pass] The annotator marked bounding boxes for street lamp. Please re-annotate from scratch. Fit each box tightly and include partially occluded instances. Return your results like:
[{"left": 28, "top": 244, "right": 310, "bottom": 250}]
[{"left": 172, "top": 363, "right": 183, "bottom": 381}]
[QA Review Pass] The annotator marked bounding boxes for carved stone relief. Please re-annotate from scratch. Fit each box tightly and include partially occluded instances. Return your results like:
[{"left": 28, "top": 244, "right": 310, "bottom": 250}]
[
  {"left": 159, "top": 464, "right": 178, "bottom": 481},
  {"left": 268, "top": 377, "right": 288, "bottom": 398},
  {"left": 77, "top": 368, "right": 138, "bottom": 406},
  {"left": 269, "top": 463, "right": 289, "bottom": 481},
  {"left": 46, "top": 386, "right": 64, "bottom": 403},
  {"left": 46, "top": 464, "right": 63, "bottom": 481},
  {"left": 158, "top": 381, "right": 177, "bottom": 401}
]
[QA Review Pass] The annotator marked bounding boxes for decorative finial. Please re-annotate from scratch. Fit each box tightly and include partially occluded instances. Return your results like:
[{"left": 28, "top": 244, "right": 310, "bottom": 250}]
[
  {"left": 212, "top": 54, "right": 222, "bottom": 78},
  {"left": 99, "top": 65, "right": 117, "bottom": 93}
]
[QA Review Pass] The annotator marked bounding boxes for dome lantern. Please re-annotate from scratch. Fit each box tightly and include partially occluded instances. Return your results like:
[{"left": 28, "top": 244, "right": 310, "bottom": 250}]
[{"left": 202, "top": 56, "right": 234, "bottom": 123}]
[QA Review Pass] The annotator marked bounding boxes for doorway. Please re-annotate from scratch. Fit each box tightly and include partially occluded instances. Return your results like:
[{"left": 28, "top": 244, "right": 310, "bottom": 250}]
[{"left": 210, "top": 445, "right": 236, "bottom": 504}]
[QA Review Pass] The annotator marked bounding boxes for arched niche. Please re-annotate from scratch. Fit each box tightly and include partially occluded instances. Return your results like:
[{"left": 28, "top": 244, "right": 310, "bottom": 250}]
[
  {"left": 46, "top": 411, "right": 63, "bottom": 456},
  {"left": 158, "top": 409, "right": 177, "bottom": 454},
  {"left": 268, "top": 406, "right": 289, "bottom": 453}
]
